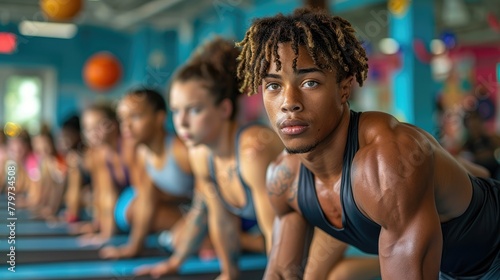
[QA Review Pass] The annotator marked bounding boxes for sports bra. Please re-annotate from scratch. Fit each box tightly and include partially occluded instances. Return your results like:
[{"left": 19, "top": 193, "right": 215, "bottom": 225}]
[
  {"left": 145, "top": 135, "right": 194, "bottom": 198},
  {"left": 208, "top": 123, "right": 259, "bottom": 220}
]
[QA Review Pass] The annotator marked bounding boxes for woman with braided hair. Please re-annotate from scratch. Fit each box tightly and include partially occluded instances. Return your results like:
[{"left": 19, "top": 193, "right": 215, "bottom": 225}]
[{"left": 237, "top": 8, "right": 500, "bottom": 280}]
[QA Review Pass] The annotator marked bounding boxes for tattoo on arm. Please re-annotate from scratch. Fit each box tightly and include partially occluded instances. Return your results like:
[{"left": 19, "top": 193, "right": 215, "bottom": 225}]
[
  {"left": 267, "top": 165, "right": 294, "bottom": 197},
  {"left": 287, "top": 182, "right": 298, "bottom": 203}
]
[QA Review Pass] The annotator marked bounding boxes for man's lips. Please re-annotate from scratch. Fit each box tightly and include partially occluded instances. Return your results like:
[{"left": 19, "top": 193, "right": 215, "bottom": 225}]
[{"left": 279, "top": 119, "right": 309, "bottom": 135}]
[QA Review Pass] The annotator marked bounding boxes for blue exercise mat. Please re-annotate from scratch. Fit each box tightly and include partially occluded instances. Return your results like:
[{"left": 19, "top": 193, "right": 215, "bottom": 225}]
[
  {"left": 0, "top": 209, "right": 36, "bottom": 221},
  {"left": 0, "top": 253, "right": 268, "bottom": 280},
  {"left": 0, "top": 233, "right": 167, "bottom": 264},
  {"left": 0, "top": 221, "right": 70, "bottom": 237},
  {"left": 345, "top": 245, "right": 378, "bottom": 257},
  {"left": 0, "top": 234, "right": 160, "bottom": 251}
]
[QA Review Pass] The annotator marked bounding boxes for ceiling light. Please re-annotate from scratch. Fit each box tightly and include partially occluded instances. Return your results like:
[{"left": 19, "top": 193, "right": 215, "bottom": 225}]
[{"left": 18, "top": 20, "right": 77, "bottom": 39}]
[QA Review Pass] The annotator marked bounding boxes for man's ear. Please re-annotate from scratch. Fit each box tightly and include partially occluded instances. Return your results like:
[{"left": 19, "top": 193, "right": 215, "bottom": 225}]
[{"left": 340, "top": 76, "right": 354, "bottom": 103}]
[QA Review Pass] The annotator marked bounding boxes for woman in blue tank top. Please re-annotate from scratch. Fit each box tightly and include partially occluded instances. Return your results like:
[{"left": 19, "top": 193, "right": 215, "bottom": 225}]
[
  {"left": 98, "top": 88, "right": 196, "bottom": 259},
  {"left": 135, "top": 38, "right": 285, "bottom": 279}
]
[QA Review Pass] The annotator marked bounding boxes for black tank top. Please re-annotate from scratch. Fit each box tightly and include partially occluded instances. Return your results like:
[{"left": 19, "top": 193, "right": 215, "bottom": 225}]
[
  {"left": 298, "top": 110, "right": 500, "bottom": 276},
  {"left": 298, "top": 110, "right": 380, "bottom": 254}
]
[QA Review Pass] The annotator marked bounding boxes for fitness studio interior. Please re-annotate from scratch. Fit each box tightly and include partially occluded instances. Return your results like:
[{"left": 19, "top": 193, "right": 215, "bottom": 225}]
[{"left": 1, "top": 0, "right": 499, "bottom": 280}]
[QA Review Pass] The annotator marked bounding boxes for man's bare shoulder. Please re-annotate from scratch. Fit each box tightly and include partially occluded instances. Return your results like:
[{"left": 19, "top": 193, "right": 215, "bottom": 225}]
[
  {"left": 359, "top": 111, "right": 439, "bottom": 147},
  {"left": 353, "top": 112, "right": 436, "bottom": 226}
]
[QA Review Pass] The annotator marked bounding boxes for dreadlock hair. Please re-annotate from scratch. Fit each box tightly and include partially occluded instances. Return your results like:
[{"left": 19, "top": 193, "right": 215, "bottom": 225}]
[
  {"left": 171, "top": 36, "right": 241, "bottom": 120},
  {"left": 236, "top": 7, "right": 369, "bottom": 95},
  {"left": 126, "top": 87, "right": 167, "bottom": 113}
]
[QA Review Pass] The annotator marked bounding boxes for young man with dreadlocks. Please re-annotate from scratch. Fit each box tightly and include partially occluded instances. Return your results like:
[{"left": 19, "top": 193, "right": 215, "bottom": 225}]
[{"left": 237, "top": 8, "right": 500, "bottom": 280}]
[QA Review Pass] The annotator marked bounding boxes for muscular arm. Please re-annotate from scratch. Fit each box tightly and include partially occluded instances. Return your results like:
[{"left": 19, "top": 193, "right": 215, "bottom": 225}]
[
  {"left": 355, "top": 130, "right": 442, "bottom": 279},
  {"left": 264, "top": 158, "right": 313, "bottom": 280}
]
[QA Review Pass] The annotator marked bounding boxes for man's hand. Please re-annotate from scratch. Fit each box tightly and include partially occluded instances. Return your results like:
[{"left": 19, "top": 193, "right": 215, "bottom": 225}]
[
  {"left": 134, "top": 257, "right": 181, "bottom": 278},
  {"left": 99, "top": 245, "right": 138, "bottom": 259}
]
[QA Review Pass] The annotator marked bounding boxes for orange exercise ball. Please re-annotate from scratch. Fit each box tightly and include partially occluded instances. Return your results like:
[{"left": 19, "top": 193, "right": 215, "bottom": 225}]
[
  {"left": 40, "top": 0, "right": 83, "bottom": 21},
  {"left": 83, "top": 52, "right": 122, "bottom": 92}
]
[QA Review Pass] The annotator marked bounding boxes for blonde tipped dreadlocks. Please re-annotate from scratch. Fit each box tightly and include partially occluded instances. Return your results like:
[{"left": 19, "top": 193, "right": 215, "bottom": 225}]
[{"left": 236, "top": 8, "right": 369, "bottom": 95}]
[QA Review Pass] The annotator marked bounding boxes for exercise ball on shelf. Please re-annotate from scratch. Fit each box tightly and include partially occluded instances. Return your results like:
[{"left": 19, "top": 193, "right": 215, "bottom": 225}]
[
  {"left": 83, "top": 52, "right": 122, "bottom": 92},
  {"left": 40, "top": 0, "right": 83, "bottom": 21}
]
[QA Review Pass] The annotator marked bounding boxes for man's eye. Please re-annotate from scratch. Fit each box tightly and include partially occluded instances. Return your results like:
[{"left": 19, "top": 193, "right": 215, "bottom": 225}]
[
  {"left": 303, "top": 81, "right": 318, "bottom": 88},
  {"left": 266, "top": 83, "right": 280, "bottom": 91}
]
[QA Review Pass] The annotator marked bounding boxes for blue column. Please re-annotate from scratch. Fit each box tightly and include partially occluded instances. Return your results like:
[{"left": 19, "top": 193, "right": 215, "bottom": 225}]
[{"left": 390, "top": 0, "right": 436, "bottom": 133}]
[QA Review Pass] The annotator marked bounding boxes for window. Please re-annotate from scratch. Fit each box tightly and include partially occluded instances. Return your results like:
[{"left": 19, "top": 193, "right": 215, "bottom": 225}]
[
  {"left": 0, "top": 68, "right": 55, "bottom": 135},
  {"left": 4, "top": 75, "right": 42, "bottom": 134}
]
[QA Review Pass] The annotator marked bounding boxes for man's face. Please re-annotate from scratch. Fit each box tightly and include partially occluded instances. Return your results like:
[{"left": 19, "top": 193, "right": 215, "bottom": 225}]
[{"left": 261, "top": 43, "right": 347, "bottom": 154}]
